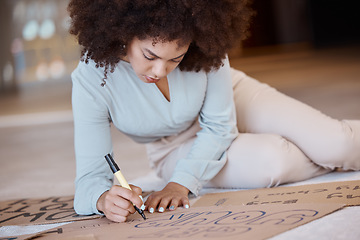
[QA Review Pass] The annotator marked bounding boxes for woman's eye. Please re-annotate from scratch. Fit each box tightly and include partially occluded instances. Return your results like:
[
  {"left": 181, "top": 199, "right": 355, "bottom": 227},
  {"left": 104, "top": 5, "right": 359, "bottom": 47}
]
[
  {"left": 143, "top": 53, "right": 182, "bottom": 63},
  {"left": 143, "top": 54, "right": 155, "bottom": 61}
]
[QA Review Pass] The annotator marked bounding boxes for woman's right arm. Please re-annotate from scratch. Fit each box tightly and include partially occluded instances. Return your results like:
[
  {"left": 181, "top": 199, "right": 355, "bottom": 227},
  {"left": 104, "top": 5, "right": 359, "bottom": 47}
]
[
  {"left": 72, "top": 69, "right": 114, "bottom": 215},
  {"left": 72, "top": 63, "right": 144, "bottom": 221},
  {"left": 72, "top": 64, "right": 145, "bottom": 222}
]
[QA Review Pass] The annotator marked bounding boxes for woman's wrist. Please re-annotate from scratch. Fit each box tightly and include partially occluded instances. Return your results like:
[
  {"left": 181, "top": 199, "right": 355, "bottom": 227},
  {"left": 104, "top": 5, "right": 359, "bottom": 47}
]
[
  {"left": 96, "top": 191, "right": 108, "bottom": 214},
  {"left": 167, "top": 182, "right": 190, "bottom": 195}
]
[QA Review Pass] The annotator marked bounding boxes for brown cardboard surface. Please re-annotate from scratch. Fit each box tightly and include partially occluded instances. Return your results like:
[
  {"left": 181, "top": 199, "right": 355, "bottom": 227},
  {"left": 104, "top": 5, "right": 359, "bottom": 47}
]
[
  {"left": 27, "top": 232, "right": 97, "bottom": 240},
  {"left": 0, "top": 233, "right": 41, "bottom": 240},
  {"left": 24, "top": 203, "right": 344, "bottom": 240},
  {"left": 0, "top": 196, "right": 100, "bottom": 226},
  {"left": 48, "top": 234, "right": 97, "bottom": 240},
  {"left": 24, "top": 218, "right": 112, "bottom": 239},
  {"left": 193, "top": 180, "right": 360, "bottom": 208}
]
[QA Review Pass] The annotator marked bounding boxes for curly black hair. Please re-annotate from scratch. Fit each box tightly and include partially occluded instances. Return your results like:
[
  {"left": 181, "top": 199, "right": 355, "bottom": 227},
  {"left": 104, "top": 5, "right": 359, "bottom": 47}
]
[{"left": 68, "top": 0, "right": 253, "bottom": 78}]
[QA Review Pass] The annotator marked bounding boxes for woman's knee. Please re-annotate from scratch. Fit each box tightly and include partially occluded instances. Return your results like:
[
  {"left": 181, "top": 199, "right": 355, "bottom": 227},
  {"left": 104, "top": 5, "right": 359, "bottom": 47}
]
[
  {"left": 243, "top": 135, "right": 295, "bottom": 187},
  {"left": 217, "top": 134, "right": 305, "bottom": 188},
  {"left": 315, "top": 120, "right": 360, "bottom": 170}
]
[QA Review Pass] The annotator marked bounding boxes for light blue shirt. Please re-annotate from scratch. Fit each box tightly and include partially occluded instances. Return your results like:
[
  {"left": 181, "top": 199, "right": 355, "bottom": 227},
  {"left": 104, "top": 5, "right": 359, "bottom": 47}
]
[{"left": 71, "top": 57, "right": 238, "bottom": 215}]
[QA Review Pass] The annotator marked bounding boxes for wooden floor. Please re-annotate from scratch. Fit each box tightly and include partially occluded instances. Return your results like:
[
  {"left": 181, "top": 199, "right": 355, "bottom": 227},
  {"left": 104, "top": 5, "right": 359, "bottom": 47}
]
[{"left": 0, "top": 44, "right": 360, "bottom": 201}]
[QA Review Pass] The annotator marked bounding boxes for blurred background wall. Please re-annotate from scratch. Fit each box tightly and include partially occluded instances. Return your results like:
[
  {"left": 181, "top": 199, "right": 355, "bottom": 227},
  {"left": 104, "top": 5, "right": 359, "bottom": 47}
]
[
  {"left": 0, "top": 0, "right": 360, "bottom": 93},
  {"left": 0, "top": 0, "right": 79, "bottom": 93},
  {"left": 242, "top": 0, "right": 360, "bottom": 48}
]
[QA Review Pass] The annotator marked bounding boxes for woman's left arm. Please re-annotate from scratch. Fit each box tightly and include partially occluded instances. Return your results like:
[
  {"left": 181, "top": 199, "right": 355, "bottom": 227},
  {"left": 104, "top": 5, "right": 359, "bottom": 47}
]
[
  {"left": 145, "top": 57, "right": 238, "bottom": 211},
  {"left": 172, "top": 56, "right": 238, "bottom": 192}
]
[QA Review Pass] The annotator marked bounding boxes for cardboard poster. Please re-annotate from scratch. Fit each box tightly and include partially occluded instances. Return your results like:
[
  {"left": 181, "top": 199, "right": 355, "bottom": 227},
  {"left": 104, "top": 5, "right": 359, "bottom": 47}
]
[
  {"left": 0, "top": 233, "right": 39, "bottom": 240},
  {"left": 0, "top": 196, "right": 99, "bottom": 226},
  {"left": 24, "top": 203, "right": 344, "bottom": 240},
  {"left": 193, "top": 180, "right": 360, "bottom": 207}
]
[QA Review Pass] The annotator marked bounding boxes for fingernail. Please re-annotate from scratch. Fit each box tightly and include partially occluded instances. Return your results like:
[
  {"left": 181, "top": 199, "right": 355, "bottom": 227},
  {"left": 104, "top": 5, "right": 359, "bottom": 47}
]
[
  {"left": 158, "top": 207, "right": 164, "bottom": 213},
  {"left": 141, "top": 204, "right": 146, "bottom": 211},
  {"left": 139, "top": 195, "right": 143, "bottom": 202},
  {"left": 169, "top": 206, "right": 175, "bottom": 210},
  {"left": 149, "top": 208, "right": 154, "bottom": 213},
  {"left": 184, "top": 204, "right": 189, "bottom": 209}
]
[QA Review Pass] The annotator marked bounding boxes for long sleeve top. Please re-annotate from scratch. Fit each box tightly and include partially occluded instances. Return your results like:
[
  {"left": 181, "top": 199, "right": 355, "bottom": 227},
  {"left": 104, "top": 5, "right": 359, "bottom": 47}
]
[{"left": 71, "top": 57, "right": 238, "bottom": 215}]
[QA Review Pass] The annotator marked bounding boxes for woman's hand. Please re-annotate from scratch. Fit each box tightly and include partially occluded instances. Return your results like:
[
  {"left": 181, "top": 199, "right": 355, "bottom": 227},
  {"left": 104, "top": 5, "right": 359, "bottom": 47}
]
[
  {"left": 96, "top": 184, "right": 144, "bottom": 222},
  {"left": 145, "top": 182, "right": 190, "bottom": 213}
]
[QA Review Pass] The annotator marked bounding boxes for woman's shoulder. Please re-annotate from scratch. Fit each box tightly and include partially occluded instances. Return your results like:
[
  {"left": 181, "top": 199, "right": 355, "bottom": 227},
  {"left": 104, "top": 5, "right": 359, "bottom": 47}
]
[
  {"left": 71, "top": 59, "right": 106, "bottom": 86},
  {"left": 71, "top": 59, "right": 130, "bottom": 88},
  {"left": 71, "top": 59, "right": 113, "bottom": 106}
]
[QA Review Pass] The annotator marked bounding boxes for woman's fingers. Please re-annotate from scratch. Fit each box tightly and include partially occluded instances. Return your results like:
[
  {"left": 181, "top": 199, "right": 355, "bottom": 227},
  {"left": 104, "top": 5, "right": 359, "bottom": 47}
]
[
  {"left": 180, "top": 196, "right": 190, "bottom": 210},
  {"left": 168, "top": 198, "right": 180, "bottom": 211},
  {"left": 157, "top": 196, "right": 172, "bottom": 213},
  {"left": 106, "top": 204, "right": 132, "bottom": 222},
  {"left": 96, "top": 185, "right": 145, "bottom": 222},
  {"left": 145, "top": 193, "right": 161, "bottom": 213},
  {"left": 130, "top": 184, "right": 143, "bottom": 196},
  {"left": 168, "top": 196, "right": 190, "bottom": 211},
  {"left": 144, "top": 182, "right": 190, "bottom": 213},
  {"left": 130, "top": 184, "right": 145, "bottom": 210}
]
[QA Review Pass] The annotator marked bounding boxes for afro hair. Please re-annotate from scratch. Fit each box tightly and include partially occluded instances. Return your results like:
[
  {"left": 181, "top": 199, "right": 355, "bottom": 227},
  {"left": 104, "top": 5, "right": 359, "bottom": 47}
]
[{"left": 68, "top": 0, "right": 253, "bottom": 75}]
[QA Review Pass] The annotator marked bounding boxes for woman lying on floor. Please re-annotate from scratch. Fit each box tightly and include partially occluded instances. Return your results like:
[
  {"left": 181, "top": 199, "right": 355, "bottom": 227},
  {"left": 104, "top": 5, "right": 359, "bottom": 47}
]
[{"left": 67, "top": 0, "right": 360, "bottom": 222}]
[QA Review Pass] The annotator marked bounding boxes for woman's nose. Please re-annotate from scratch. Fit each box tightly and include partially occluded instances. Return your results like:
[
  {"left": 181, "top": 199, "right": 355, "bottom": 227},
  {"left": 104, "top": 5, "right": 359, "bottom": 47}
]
[{"left": 152, "top": 61, "right": 168, "bottom": 78}]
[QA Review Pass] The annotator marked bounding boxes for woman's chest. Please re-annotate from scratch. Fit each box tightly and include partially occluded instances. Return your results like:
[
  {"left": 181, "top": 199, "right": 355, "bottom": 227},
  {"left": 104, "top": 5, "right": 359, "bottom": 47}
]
[{"left": 108, "top": 71, "right": 208, "bottom": 137}]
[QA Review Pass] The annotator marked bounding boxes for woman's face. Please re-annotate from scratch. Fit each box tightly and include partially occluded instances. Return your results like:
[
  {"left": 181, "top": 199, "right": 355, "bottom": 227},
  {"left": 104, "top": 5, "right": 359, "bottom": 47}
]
[{"left": 124, "top": 38, "right": 190, "bottom": 84}]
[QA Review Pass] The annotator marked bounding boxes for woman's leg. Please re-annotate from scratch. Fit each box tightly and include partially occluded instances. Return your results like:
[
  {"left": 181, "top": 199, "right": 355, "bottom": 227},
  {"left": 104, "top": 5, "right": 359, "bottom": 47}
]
[
  {"left": 148, "top": 70, "right": 359, "bottom": 189},
  {"left": 231, "top": 69, "right": 360, "bottom": 171},
  {"left": 208, "top": 70, "right": 359, "bottom": 189},
  {"left": 151, "top": 130, "right": 330, "bottom": 189},
  {"left": 208, "top": 133, "right": 330, "bottom": 189}
]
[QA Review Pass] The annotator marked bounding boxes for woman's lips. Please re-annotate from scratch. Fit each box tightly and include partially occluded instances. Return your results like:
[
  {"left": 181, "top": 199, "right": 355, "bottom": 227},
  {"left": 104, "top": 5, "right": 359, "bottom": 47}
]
[{"left": 144, "top": 75, "right": 160, "bottom": 83}]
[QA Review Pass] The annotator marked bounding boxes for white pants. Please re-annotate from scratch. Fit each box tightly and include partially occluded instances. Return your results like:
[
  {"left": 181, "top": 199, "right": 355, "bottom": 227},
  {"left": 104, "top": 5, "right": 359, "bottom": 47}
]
[{"left": 146, "top": 69, "right": 360, "bottom": 189}]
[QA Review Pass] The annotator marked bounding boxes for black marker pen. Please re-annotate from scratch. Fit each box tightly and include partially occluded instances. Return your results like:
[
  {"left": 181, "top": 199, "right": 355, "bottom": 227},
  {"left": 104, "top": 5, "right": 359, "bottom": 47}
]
[{"left": 105, "top": 154, "right": 146, "bottom": 220}]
